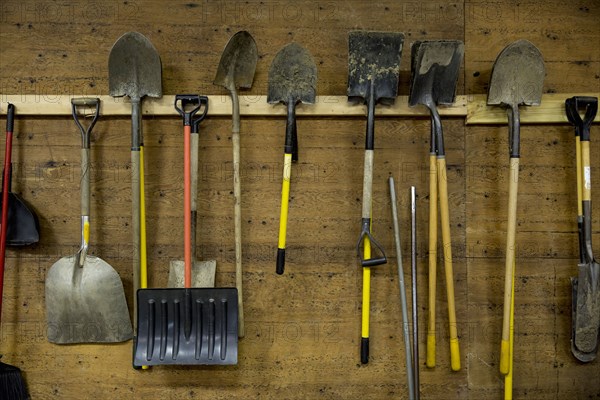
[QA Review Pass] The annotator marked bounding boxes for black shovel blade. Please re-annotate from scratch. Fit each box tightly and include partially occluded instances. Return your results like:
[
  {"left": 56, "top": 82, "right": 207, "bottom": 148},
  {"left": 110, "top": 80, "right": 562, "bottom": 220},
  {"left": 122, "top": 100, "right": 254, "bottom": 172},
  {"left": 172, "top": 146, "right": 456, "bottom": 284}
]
[
  {"left": 408, "top": 40, "right": 464, "bottom": 107},
  {"left": 347, "top": 31, "right": 404, "bottom": 105},
  {"left": 488, "top": 40, "right": 544, "bottom": 108},
  {"left": 267, "top": 42, "right": 317, "bottom": 105},
  {"left": 0, "top": 192, "right": 39, "bottom": 246},
  {"left": 134, "top": 288, "right": 238, "bottom": 366}
]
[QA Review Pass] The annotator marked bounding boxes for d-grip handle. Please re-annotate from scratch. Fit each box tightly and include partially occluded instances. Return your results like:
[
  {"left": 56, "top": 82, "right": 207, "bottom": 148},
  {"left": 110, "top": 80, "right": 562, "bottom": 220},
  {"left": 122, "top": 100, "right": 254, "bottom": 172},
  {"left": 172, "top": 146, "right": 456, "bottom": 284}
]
[
  {"left": 356, "top": 219, "right": 387, "bottom": 267},
  {"left": 175, "top": 95, "right": 204, "bottom": 126}
]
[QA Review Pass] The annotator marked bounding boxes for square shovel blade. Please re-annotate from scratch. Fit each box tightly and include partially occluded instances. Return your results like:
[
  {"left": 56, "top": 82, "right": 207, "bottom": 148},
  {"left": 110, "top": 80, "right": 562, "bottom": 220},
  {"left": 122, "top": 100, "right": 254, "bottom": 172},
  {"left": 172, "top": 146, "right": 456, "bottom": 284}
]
[
  {"left": 134, "top": 288, "right": 238, "bottom": 366},
  {"left": 347, "top": 31, "right": 404, "bottom": 105}
]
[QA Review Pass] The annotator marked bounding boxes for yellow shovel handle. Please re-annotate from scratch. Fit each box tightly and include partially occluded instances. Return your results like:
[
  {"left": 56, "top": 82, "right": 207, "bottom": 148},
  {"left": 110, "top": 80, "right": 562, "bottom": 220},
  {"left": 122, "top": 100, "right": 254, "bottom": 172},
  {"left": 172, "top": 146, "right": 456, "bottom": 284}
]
[{"left": 276, "top": 153, "right": 292, "bottom": 274}]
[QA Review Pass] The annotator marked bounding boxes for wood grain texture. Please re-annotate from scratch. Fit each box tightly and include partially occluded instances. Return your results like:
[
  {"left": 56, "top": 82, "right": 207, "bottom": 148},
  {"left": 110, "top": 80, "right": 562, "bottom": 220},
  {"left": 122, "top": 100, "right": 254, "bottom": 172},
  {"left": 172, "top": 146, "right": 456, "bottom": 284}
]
[{"left": 0, "top": 1, "right": 599, "bottom": 399}]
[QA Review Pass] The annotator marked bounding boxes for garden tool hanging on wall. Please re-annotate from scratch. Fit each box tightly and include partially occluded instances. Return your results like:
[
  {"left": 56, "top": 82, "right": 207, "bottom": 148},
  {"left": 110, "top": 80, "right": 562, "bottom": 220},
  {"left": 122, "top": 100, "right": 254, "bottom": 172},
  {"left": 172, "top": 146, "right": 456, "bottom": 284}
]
[
  {"left": 347, "top": 30, "right": 404, "bottom": 364},
  {"left": 408, "top": 39, "right": 464, "bottom": 372},
  {"left": 268, "top": 42, "right": 317, "bottom": 275}
]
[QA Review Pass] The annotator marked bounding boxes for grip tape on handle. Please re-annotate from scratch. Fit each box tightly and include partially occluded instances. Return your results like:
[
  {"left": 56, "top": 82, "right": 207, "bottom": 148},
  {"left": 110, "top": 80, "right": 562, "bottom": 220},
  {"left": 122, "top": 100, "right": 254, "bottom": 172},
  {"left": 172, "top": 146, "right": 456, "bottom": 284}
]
[
  {"left": 361, "top": 337, "right": 369, "bottom": 364},
  {"left": 276, "top": 248, "right": 285, "bottom": 275},
  {"left": 6, "top": 103, "right": 14, "bottom": 132}
]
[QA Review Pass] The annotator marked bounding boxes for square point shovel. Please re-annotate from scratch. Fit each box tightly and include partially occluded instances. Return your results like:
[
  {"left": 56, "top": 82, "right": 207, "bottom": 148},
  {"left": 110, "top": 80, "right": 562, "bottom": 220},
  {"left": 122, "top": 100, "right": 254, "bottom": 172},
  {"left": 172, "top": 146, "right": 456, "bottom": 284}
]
[
  {"left": 347, "top": 31, "right": 404, "bottom": 364},
  {"left": 408, "top": 39, "right": 464, "bottom": 371},
  {"left": 133, "top": 96, "right": 238, "bottom": 367}
]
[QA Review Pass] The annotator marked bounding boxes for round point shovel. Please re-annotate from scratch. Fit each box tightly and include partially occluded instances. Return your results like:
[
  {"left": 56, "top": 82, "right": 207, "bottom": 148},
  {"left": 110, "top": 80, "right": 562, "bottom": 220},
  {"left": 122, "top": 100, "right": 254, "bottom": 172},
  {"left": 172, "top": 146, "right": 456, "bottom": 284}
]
[
  {"left": 214, "top": 31, "right": 258, "bottom": 337},
  {"left": 45, "top": 98, "right": 133, "bottom": 344},
  {"left": 487, "top": 39, "right": 545, "bottom": 374}
]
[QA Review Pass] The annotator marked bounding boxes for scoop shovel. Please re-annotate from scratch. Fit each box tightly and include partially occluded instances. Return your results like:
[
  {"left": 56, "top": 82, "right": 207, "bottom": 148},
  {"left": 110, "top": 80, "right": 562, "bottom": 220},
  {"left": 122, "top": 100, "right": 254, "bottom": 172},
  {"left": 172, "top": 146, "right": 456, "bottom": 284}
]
[
  {"left": 268, "top": 42, "right": 317, "bottom": 275},
  {"left": 108, "top": 31, "right": 162, "bottom": 352},
  {"left": 348, "top": 31, "right": 403, "bottom": 363},
  {"left": 45, "top": 98, "right": 133, "bottom": 344},
  {"left": 167, "top": 97, "right": 215, "bottom": 289},
  {"left": 409, "top": 40, "right": 464, "bottom": 371},
  {"left": 487, "top": 39, "right": 545, "bottom": 374},
  {"left": 213, "top": 31, "right": 258, "bottom": 337},
  {"left": 566, "top": 96, "right": 599, "bottom": 362}
]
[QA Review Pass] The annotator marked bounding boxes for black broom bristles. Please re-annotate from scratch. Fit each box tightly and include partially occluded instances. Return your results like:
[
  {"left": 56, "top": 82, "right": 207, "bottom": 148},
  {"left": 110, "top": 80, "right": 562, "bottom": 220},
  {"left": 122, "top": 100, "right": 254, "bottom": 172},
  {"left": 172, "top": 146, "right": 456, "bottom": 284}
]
[{"left": 0, "top": 359, "right": 30, "bottom": 400}]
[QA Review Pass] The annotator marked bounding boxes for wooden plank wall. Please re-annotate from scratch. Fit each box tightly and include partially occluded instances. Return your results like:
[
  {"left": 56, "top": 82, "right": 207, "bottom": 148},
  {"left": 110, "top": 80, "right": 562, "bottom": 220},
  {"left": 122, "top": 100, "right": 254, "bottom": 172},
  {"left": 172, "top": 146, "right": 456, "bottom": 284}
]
[{"left": 0, "top": 0, "right": 598, "bottom": 398}]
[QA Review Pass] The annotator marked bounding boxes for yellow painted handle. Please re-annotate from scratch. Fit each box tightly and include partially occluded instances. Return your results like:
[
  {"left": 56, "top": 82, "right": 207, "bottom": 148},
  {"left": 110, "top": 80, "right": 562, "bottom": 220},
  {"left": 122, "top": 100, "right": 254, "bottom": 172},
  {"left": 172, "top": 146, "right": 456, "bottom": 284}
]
[
  {"left": 582, "top": 141, "right": 591, "bottom": 201},
  {"left": 83, "top": 220, "right": 90, "bottom": 247},
  {"left": 427, "top": 333, "right": 436, "bottom": 368},
  {"left": 576, "top": 136, "right": 583, "bottom": 214},
  {"left": 361, "top": 235, "right": 371, "bottom": 339},
  {"left": 140, "top": 145, "right": 148, "bottom": 290},
  {"left": 278, "top": 153, "right": 292, "bottom": 250},
  {"left": 437, "top": 157, "right": 460, "bottom": 372},
  {"left": 427, "top": 154, "right": 438, "bottom": 369}
]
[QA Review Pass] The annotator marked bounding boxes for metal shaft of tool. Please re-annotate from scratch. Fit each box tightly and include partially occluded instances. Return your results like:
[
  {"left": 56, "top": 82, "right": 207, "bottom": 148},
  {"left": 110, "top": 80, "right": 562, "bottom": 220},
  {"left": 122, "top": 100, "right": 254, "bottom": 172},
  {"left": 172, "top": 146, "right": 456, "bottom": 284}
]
[
  {"left": 411, "top": 186, "right": 419, "bottom": 400},
  {"left": 389, "top": 177, "right": 414, "bottom": 400}
]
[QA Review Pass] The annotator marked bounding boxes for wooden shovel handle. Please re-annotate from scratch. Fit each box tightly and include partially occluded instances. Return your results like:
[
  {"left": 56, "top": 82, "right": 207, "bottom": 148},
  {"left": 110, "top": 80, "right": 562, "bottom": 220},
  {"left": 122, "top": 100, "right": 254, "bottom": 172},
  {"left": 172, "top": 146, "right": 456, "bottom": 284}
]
[
  {"left": 427, "top": 153, "right": 438, "bottom": 368},
  {"left": 437, "top": 157, "right": 460, "bottom": 372},
  {"left": 501, "top": 157, "right": 519, "bottom": 374}
]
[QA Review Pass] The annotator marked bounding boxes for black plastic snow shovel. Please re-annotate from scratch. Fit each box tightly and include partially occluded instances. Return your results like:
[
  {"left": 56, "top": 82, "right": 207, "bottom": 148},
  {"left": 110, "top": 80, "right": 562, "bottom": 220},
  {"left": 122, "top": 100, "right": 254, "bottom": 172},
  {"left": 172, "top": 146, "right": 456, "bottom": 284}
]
[
  {"left": 0, "top": 104, "right": 39, "bottom": 247},
  {"left": 133, "top": 96, "right": 238, "bottom": 366},
  {"left": 487, "top": 39, "right": 545, "bottom": 375},
  {"left": 348, "top": 31, "right": 403, "bottom": 364},
  {"left": 566, "top": 96, "right": 599, "bottom": 362},
  {"left": 409, "top": 40, "right": 464, "bottom": 371},
  {"left": 268, "top": 42, "right": 317, "bottom": 275}
]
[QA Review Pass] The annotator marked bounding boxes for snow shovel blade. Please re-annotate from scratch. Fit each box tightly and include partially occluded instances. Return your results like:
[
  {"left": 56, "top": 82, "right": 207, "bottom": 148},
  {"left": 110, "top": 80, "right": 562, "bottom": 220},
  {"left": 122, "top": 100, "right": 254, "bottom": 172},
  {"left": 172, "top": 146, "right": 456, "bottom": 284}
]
[
  {"left": 45, "top": 255, "right": 133, "bottom": 344},
  {"left": 408, "top": 40, "right": 464, "bottom": 107},
  {"left": 108, "top": 32, "right": 162, "bottom": 100},
  {"left": 347, "top": 31, "right": 404, "bottom": 106},
  {"left": 133, "top": 288, "right": 238, "bottom": 366},
  {"left": 0, "top": 193, "right": 39, "bottom": 246},
  {"left": 213, "top": 31, "right": 258, "bottom": 91},
  {"left": 267, "top": 42, "right": 317, "bottom": 105},
  {"left": 167, "top": 260, "right": 216, "bottom": 288},
  {"left": 487, "top": 40, "right": 544, "bottom": 108}
]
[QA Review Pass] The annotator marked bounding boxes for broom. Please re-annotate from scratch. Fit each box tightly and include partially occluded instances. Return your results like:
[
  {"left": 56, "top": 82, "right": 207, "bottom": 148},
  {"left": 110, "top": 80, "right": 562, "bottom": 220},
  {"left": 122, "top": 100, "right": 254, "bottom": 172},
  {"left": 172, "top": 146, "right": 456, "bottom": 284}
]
[{"left": 0, "top": 103, "right": 29, "bottom": 399}]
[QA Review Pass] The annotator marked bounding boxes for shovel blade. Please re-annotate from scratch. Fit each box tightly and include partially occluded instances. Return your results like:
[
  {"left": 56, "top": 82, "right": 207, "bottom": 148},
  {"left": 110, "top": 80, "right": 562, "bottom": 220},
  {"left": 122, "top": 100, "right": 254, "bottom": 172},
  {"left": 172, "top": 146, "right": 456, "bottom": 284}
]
[
  {"left": 267, "top": 42, "right": 317, "bottom": 105},
  {"left": 45, "top": 255, "right": 133, "bottom": 344},
  {"left": 573, "top": 262, "right": 600, "bottom": 355},
  {"left": 0, "top": 192, "right": 39, "bottom": 246},
  {"left": 347, "top": 31, "right": 404, "bottom": 104},
  {"left": 408, "top": 40, "right": 464, "bottom": 107},
  {"left": 108, "top": 32, "right": 162, "bottom": 100},
  {"left": 213, "top": 31, "right": 258, "bottom": 91},
  {"left": 134, "top": 288, "right": 238, "bottom": 366},
  {"left": 487, "top": 39, "right": 545, "bottom": 107},
  {"left": 168, "top": 260, "right": 216, "bottom": 288}
]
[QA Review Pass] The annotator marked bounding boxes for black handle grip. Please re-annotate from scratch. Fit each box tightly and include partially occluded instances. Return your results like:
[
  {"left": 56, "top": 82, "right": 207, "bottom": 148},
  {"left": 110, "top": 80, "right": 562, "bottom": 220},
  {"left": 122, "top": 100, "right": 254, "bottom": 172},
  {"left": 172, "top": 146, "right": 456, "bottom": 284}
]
[
  {"left": 174, "top": 95, "right": 202, "bottom": 126},
  {"left": 276, "top": 248, "right": 285, "bottom": 275},
  {"left": 361, "top": 257, "right": 387, "bottom": 267},
  {"left": 6, "top": 103, "right": 14, "bottom": 132},
  {"left": 191, "top": 96, "right": 210, "bottom": 134},
  {"left": 361, "top": 337, "right": 369, "bottom": 364}
]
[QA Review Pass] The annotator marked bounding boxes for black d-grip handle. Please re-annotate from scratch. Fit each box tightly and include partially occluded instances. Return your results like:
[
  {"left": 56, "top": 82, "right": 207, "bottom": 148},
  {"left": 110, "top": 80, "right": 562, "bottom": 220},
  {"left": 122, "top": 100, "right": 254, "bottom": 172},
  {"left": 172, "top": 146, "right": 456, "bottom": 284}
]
[
  {"left": 356, "top": 219, "right": 388, "bottom": 268},
  {"left": 191, "top": 96, "right": 210, "bottom": 134},
  {"left": 361, "top": 257, "right": 387, "bottom": 267},
  {"left": 276, "top": 248, "right": 285, "bottom": 275},
  {"left": 175, "top": 95, "right": 203, "bottom": 126},
  {"left": 6, "top": 103, "right": 14, "bottom": 132}
]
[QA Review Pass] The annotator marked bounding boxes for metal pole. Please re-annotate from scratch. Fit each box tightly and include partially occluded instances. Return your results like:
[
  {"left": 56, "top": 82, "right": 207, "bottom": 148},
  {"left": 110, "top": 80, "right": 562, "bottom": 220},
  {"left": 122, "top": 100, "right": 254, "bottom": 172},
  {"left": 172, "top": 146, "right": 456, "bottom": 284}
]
[
  {"left": 389, "top": 177, "right": 414, "bottom": 399},
  {"left": 411, "top": 186, "right": 420, "bottom": 400}
]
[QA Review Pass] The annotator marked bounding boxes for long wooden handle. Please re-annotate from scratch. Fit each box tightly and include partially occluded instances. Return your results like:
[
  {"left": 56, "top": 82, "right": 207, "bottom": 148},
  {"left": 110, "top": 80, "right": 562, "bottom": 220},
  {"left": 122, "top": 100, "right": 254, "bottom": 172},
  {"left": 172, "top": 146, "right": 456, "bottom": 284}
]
[
  {"left": 504, "top": 259, "right": 516, "bottom": 399},
  {"left": 501, "top": 157, "right": 519, "bottom": 374},
  {"left": 131, "top": 149, "right": 140, "bottom": 331},
  {"left": 232, "top": 130, "right": 244, "bottom": 337},
  {"left": 437, "top": 157, "right": 460, "bottom": 372},
  {"left": 361, "top": 150, "right": 374, "bottom": 219},
  {"left": 427, "top": 153, "right": 438, "bottom": 368}
]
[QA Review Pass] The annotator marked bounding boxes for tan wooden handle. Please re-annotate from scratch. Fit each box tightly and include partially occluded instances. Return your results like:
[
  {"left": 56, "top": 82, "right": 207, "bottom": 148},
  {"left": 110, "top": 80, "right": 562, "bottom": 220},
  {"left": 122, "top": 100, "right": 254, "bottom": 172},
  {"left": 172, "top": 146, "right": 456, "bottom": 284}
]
[
  {"left": 437, "top": 157, "right": 460, "bottom": 371},
  {"left": 231, "top": 87, "right": 244, "bottom": 338},
  {"left": 501, "top": 157, "right": 519, "bottom": 374},
  {"left": 427, "top": 154, "right": 438, "bottom": 369},
  {"left": 361, "top": 150, "right": 374, "bottom": 219}
]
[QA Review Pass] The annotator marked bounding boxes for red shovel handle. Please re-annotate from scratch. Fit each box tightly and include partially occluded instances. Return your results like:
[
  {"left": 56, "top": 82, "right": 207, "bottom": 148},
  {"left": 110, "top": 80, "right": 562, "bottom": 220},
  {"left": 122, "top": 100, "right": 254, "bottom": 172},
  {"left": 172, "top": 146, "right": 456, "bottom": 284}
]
[
  {"left": 183, "top": 124, "right": 192, "bottom": 288},
  {"left": 0, "top": 103, "right": 15, "bottom": 318}
]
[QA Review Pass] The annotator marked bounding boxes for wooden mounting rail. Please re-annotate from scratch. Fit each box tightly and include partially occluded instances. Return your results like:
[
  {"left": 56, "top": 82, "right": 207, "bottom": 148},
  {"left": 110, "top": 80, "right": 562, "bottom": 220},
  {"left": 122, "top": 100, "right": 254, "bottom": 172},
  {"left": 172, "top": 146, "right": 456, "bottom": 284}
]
[{"left": 1, "top": 93, "right": 598, "bottom": 124}]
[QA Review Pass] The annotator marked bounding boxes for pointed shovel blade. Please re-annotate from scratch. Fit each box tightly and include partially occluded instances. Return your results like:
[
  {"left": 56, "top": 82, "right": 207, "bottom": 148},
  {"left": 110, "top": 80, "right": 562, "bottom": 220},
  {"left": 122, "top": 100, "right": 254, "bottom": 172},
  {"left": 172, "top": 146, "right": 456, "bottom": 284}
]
[
  {"left": 267, "top": 43, "right": 317, "bottom": 105},
  {"left": 108, "top": 32, "right": 162, "bottom": 100},
  {"left": 214, "top": 31, "right": 258, "bottom": 91}
]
